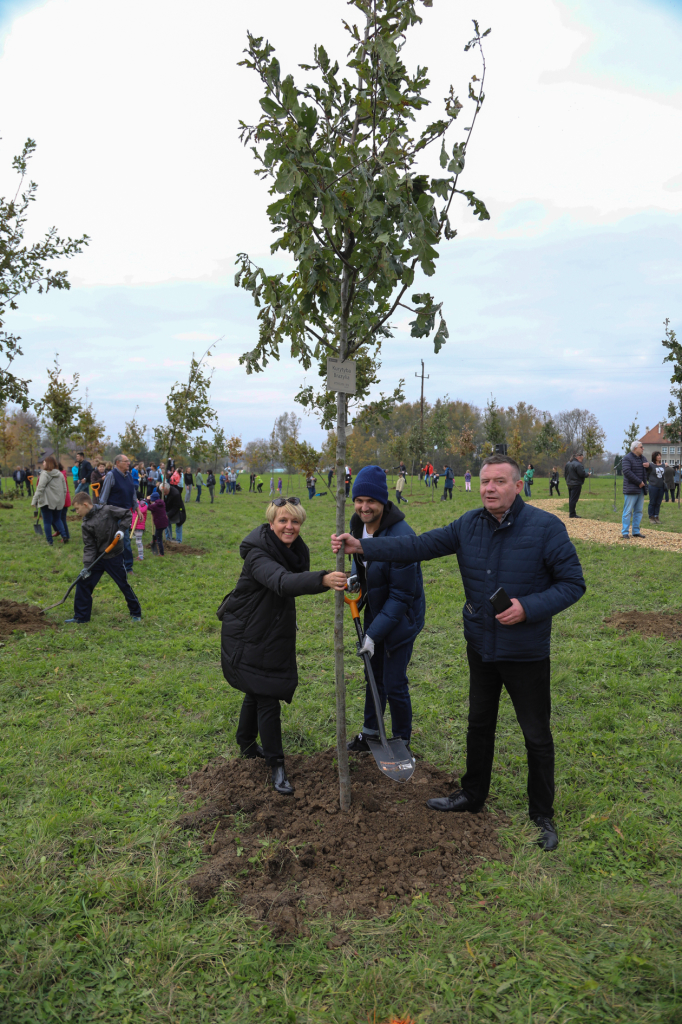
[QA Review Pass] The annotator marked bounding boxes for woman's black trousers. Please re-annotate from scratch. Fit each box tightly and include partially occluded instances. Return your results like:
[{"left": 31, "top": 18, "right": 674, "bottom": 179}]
[{"left": 236, "top": 693, "right": 284, "bottom": 764}]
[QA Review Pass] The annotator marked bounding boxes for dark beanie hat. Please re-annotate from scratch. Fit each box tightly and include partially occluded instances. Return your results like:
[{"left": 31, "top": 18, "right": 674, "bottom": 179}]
[
  {"left": 352, "top": 465, "right": 388, "bottom": 505},
  {"left": 150, "top": 489, "right": 160, "bottom": 501}
]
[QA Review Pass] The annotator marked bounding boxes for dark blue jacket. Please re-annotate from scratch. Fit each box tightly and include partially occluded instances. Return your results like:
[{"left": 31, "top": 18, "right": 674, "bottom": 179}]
[
  {"left": 362, "top": 495, "right": 585, "bottom": 662},
  {"left": 351, "top": 502, "right": 425, "bottom": 651},
  {"left": 104, "top": 467, "right": 137, "bottom": 510},
  {"left": 622, "top": 451, "right": 648, "bottom": 495}
]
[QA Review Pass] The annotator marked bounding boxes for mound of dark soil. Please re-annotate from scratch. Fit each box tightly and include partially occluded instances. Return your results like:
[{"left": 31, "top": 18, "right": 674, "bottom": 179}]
[
  {"left": 149, "top": 542, "right": 207, "bottom": 556},
  {"left": 605, "top": 610, "right": 682, "bottom": 641},
  {"left": 0, "top": 599, "right": 54, "bottom": 638},
  {"left": 178, "top": 750, "right": 510, "bottom": 935}
]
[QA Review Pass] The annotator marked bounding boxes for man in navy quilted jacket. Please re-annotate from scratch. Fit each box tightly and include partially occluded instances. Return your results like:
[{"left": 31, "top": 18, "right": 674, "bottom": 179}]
[{"left": 332, "top": 455, "right": 586, "bottom": 851}]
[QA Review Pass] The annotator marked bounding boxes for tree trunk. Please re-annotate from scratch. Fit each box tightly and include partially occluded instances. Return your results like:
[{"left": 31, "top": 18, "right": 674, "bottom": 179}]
[{"left": 334, "top": 267, "right": 351, "bottom": 813}]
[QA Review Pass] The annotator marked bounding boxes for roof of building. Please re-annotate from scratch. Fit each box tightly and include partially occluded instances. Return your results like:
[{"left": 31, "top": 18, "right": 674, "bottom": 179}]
[{"left": 639, "top": 423, "right": 671, "bottom": 444}]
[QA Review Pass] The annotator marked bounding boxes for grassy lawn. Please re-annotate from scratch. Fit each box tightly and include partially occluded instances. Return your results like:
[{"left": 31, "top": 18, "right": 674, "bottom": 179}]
[{"left": 1, "top": 475, "right": 681, "bottom": 1023}]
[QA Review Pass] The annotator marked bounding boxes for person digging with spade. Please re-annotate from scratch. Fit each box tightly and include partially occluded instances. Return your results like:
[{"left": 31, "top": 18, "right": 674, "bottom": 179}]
[
  {"left": 332, "top": 455, "right": 586, "bottom": 852},
  {"left": 66, "top": 492, "right": 142, "bottom": 624},
  {"left": 344, "top": 465, "right": 425, "bottom": 754}
]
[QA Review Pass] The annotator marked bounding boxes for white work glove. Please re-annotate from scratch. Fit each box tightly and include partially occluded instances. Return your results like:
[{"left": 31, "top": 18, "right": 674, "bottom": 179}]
[{"left": 356, "top": 635, "right": 375, "bottom": 658}]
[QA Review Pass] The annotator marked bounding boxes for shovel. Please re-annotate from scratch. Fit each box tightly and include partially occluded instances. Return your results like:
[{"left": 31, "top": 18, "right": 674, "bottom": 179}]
[
  {"left": 43, "top": 531, "right": 124, "bottom": 612},
  {"left": 344, "top": 588, "right": 415, "bottom": 784},
  {"left": 33, "top": 510, "right": 43, "bottom": 536}
]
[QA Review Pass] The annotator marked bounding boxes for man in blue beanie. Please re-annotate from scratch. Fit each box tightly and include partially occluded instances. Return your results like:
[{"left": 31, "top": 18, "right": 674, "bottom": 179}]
[{"left": 346, "top": 465, "right": 425, "bottom": 752}]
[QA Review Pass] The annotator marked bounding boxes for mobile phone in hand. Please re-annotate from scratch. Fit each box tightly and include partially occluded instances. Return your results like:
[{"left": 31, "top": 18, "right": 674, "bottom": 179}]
[{"left": 490, "top": 587, "right": 513, "bottom": 614}]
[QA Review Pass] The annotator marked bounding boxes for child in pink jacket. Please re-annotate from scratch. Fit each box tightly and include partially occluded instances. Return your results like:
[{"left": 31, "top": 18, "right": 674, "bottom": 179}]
[{"left": 131, "top": 499, "right": 149, "bottom": 561}]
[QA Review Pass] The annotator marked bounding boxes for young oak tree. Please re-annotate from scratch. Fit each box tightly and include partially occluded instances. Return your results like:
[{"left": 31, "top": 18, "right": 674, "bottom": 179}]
[
  {"left": 661, "top": 318, "right": 682, "bottom": 506},
  {"left": 1, "top": 138, "right": 88, "bottom": 408},
  {"left": 35, "top": 355, "right": 82, "bottom": 463},
  {"left": 235, "top": 0, "right": 490, "bottom": 809},
  {"left": 154, "top": 348, "right": 216, "bottom": 465}
]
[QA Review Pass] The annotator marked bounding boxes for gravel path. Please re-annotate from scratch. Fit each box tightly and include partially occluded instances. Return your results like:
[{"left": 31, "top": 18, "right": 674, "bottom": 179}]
[{"left": 528, "top": 498, "right": 682, "bottom": 553}]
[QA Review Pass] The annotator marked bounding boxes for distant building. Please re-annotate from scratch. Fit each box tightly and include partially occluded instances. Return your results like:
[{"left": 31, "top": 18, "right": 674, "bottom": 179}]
[{"left": 639, "top": 423, "right": 681, "bottom": 465}]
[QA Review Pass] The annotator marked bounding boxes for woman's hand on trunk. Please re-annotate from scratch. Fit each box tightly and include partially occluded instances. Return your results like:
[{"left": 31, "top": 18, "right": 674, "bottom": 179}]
[{"left": 322, "top": 571, "right": 348, "bottom": 591}]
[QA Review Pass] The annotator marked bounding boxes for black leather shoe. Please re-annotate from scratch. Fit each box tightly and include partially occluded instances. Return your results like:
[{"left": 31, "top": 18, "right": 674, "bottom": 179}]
[
  {"left": 271, "top": 762, "right": 294, "bottom": 796},
  {"left": 347, "top": 732, "right": 375, "bottom": 752},
  {"left": 240, "top": 744, "right": 265, "bottom": 759},
  {"left": 427, "top": 790, "right": 480, "bottom": 813},
  {"left": 532, "top": 815, "right": 558, "bottom": 851},
  {"left": 632, "top": 532, "right": 645, "bottom": 538}
]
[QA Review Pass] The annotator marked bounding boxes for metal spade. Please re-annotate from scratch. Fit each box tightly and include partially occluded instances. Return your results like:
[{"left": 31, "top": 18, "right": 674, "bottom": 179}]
[{"left": 344, "top": 589, "right": 415, "bottom": 784}]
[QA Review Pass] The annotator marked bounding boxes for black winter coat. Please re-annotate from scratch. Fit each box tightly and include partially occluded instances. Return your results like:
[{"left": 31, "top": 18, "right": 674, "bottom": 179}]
[
  {"left": 218, "top": 525, "right": 329, "bottom": 701},
  {"left": 164, "top": 484, "right": 186, "bottom": 525},
  {"left": 564, "top": 459, "right": 587, "bottom": 487},
  {"left": 363, "top": 495, "right": 585, "bottom": 662}
]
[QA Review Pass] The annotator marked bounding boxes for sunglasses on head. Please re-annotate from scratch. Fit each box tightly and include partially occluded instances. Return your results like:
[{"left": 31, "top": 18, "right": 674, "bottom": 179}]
[{"left": 270, "top": 496, "right": 301, "bottom": 507}]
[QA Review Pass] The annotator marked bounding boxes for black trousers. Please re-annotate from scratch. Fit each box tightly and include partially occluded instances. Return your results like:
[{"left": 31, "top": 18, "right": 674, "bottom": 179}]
[
  {"left": 461, "top": 646, "right": 554, "bottom": 819},
  {"left": 549, "top": 481, "right": 561, "bottom": 496},
  {"left": 236, "top": 693, "right": 284, "bottom": 764},
  {"left": 73, "top": 553, "right": 142, "bottom": 622},
  {"left": 568, "top": 484, "right": 582, "bottom": 517}
]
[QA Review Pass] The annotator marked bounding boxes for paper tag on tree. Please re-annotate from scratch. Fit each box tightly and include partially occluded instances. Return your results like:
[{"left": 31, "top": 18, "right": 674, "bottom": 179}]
[{"left": 327, "top": 358, "right": 356, "bottom": 394}]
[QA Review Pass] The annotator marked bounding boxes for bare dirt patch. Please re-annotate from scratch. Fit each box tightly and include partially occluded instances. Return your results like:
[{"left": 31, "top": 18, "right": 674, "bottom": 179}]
[
  {"left": 0, "top": 599, "right": 55, "bottom": 639},
  {"left": 178, "top": 749, "right": 510, "bottom": 936},
  {"left": 604, "top": 610, "right": 682, "bottom": 641},
  {"left": 148, "top": 541, "right": 207, "bottom": 556}
]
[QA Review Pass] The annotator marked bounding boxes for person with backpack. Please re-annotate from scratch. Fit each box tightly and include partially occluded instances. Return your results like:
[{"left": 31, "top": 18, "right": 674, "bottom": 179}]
[
  {"left": 207, "top": 470, "right": 216, "bottom": 503},
  {"left": 523, "top": 464, "right": 534, "bottom": 498}
]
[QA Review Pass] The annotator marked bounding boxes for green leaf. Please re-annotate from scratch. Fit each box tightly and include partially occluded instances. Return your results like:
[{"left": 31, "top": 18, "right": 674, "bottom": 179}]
[
  {"left": 259, "top": 97, "right": 286, "bottom": 119},
  {"left": 439, "top": 140, "right": 448, "bottom": 168},
  {"left": 433, "top": 316, "right": 449, "bottom": 353}
]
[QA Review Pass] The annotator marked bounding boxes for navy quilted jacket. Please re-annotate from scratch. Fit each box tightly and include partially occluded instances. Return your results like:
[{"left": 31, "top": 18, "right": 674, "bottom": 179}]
[
  {"left": 362, "top": 494, "right": 585, "bottom": 662},
  {"left": 350, "top": 502, "right": 425, "bottom": 651}
]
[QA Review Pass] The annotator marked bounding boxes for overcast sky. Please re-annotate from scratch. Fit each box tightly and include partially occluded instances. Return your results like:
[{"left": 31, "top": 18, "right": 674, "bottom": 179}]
[{"left": 1, "top": 0, "right": 681, "bottom": 449}]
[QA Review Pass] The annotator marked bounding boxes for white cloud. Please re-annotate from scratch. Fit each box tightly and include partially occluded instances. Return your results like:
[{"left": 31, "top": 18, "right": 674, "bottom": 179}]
[
  {"left": 0, "top": 0, "right": 680, "bottom": 288},
  {"left": 172, "top": 331, "right": 220, "bottom": 342}
]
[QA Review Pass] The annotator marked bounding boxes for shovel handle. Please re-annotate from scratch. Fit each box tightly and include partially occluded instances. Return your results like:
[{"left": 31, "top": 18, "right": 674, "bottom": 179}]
[
  {"left": 344, "top": 586, "right": 391, "bottom": 751},
  {"left": 105, "top": 530, "right": 124, "bottom": 554},
  {"left": 344, "top": 587, "right": 361, "bottom": 619}
]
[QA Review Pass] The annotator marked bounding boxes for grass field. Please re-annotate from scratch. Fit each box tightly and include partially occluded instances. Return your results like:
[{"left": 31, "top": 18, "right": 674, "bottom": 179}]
[{"left": 1, "top": 475, "right": 681, "bottom": 1023}]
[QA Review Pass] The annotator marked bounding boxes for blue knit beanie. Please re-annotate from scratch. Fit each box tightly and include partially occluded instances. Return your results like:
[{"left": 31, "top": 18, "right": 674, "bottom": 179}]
[
  {"left": 352, "top": 465, "right": 388, "bottom": 505},
  {"left": 150, "top": 489, "right": 160, "bottom": 501}
]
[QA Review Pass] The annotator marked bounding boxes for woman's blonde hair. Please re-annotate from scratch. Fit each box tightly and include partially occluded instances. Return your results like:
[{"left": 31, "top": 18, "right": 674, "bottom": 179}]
[{"left": 266, "top": 500, "right": 307, "bottom": 524}]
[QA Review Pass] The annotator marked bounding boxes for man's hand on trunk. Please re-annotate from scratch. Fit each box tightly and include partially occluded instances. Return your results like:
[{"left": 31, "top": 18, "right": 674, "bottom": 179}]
[{"left": 331, "top": 533, "right": 362, "bottom": 556}]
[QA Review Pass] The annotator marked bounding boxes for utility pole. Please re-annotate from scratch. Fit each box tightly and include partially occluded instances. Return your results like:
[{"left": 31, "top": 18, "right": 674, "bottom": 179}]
[{"left": 415, "top": 360, "right": 429, "bottom": 433}]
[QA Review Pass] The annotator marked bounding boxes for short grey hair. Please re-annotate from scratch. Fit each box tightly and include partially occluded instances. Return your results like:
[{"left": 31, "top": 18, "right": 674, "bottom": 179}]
[
  {"left": 630, "top": 440, "right": 642, "bottom": 452},
  {"left": 114, "top": 453, "right": 129, "bottom": 465},
  {"left": 161, "top": 482, "right": 170, "bottom": 493},
  {"left": 480, "top": 455, "right": 521, "bottom": 481}
]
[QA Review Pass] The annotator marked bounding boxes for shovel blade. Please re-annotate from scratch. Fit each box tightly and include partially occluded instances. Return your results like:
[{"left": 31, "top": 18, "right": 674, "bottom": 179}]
[
  {"left": 33, "top": 522, "right": 43, "bottom": 536},
  {"left": 366, "top": 737, "right": 415, "bottom": 783}
]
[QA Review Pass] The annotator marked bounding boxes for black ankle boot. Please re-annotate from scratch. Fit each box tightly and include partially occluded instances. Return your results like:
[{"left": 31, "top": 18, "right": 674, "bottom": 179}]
[
  {"left": 271, "top": 760, "right": 294, "bottom": 796},
  {"left": 240, "top": 744, "right": 265, "bottom": 759}
]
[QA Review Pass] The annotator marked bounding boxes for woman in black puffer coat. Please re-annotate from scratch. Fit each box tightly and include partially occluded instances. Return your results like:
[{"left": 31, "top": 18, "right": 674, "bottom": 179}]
[{"left": 218, "top": 498, "right": 346, "bottom": 794}]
